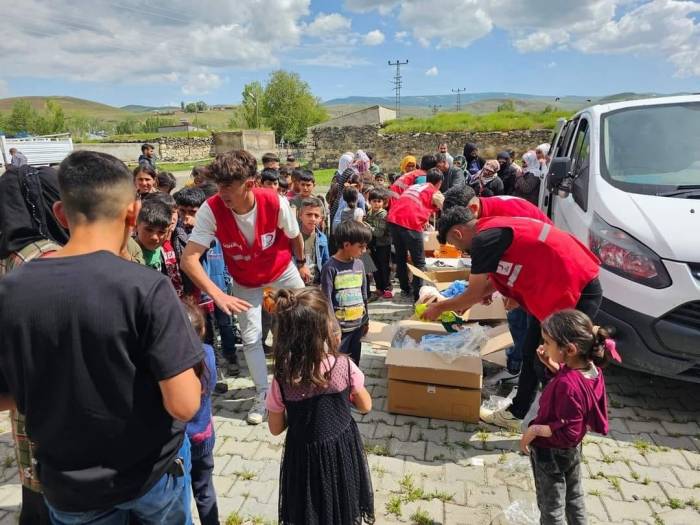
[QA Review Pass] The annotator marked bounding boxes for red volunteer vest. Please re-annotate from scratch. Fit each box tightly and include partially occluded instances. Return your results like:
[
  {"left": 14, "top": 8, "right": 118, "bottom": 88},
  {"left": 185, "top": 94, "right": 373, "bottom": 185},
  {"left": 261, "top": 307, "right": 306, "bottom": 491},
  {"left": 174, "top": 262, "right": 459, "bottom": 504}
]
[
  {"left": 389, "top": 169, "right": 425, "bottom": 196},
  {"left": 209, "top": 188, "right": 292, "bottom": 288},
  {"left": 475, "top": 216, "right": 600, "bottom": 321},
  {"left": 387, "top": 183, "right": 438, "bottom": 232},
  {"left": 479, "top": 196, "right": 553, "bottom": 225}
]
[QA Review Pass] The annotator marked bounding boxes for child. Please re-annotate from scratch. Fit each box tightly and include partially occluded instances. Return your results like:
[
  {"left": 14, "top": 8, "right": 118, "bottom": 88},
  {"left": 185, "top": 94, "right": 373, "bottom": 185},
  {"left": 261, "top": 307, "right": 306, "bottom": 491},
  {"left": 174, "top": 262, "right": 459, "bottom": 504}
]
[
  {"left": 277, "top": 176, "right": 289, "bottom": 197},
  {"left": 321, "top": 220, "right": 371, "bottom": 365},
  {"left": 297, "top": 197, "right": 330, "bottom": 285},
  {"left": 262, "top": 152, "right": 280, "bottom": 170},
  {"left": 191, "top": 166, "right": 211, "bottom": 188},
  {"left": 278, "top": 166, "right": 292, "bottom": 190},
  {"left": 286, "top": 168, "right": 302, "bottom": 201},
  {"left": 260, "top": 168, "right": 279, "bottom": 190},
  {"left": 374, "top": 172, "right": 386, "bottom": 187},
  {"left": 365, "top": 189, "right": 392, "bottom": 299},
  {"left": 521, "top": 310, "right": 617, "bottom": 524},
  {"left": 133, "top": 164, "right": 157, "bottom": 195},
  {"left": 157, "top": 171, "right": 177, "bottom": 194},
  {"left": 182, "top": 300, "right": 220, "bottom": 525},
  {"left": 265, "top": 288, "right": 374, "bottom": 525},
  {"left": 339, "top": 186, "right": 364, "bottom": 224},
  {"left": 333, "top": 173, "right": 365, "bottom": 227}
]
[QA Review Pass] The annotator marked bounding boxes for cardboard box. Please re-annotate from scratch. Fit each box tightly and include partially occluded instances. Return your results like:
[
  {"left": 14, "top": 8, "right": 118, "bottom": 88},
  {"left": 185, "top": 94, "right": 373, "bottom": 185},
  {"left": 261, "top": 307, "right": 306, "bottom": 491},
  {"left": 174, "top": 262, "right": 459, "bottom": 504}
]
[
  {"left": 423, "top": 230, "right": 440, "bottom": 253},
  {"left": 382, "top": 321, "right": 513, "bottom": 422}
]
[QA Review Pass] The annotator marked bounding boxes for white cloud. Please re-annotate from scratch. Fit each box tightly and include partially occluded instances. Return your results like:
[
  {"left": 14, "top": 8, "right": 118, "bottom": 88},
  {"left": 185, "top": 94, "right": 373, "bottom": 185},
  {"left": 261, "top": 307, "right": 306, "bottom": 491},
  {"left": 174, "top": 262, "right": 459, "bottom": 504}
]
[
  {"left": 181, "top": 72, "right": 223, "bottom": 95},
  {"left": 425, "top": 66, "right": 439, "bottom": 76},
  {"left": 344, "top": 0, "right": 399, "bottom": 14},
  {"left": 294, "top": 53, "right": 370, "bottom": 68},
  {"left": 305, "top": 12, "right": 351, "bottom": 38},
  {"left": 0, "top": 79, "right": 8, "bottom": 98},
  {"left": 395, "top": 30, "right": 408, "bottom": 42},
  {"left": 363, "top": 29, "right": 385, "bottom": 46}
]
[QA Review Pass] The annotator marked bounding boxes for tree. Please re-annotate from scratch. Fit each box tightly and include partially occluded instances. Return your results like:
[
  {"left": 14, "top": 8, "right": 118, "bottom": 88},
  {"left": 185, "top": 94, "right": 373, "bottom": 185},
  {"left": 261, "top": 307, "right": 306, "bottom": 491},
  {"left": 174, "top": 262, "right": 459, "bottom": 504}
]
[
  {"left": 261, "top": 71, "right": 328, "bottom": 143},
  {"left": 6, "top": 100, "right": 38, "bottom": 135},
  {"left": 241, "top": 81, "right": 265, "bottom": 129},
  {"left": 184, "top": 102, "right": 197, "bottom": 113},
  {"left": 195, "top": 100, "right": 208, "bottom": 112},
  {"left": 115, "top": 117, "right": 140, "bottom": 135},
  {"left": 497, "top": 100, "right": 516, "bottom": 112}
]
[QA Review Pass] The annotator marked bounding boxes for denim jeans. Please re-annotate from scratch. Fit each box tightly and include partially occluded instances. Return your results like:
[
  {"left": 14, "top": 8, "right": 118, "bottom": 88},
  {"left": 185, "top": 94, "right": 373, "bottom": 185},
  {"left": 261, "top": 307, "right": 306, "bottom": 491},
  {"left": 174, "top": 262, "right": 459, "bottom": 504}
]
[
  {"left": 530, "top": 445, "right": 587, "bottom": 525},
  {"left": 46, "top": 438, "right": 192, "bottom": 525},
  {"left": 370, "top": 244, "right": 392, "bottom": 293},
  {"left": 506, "top": 307, "right": 528, "bottom": 374},
  {"left": 339, "top": 326, "right": 364, "bottom": 366},
  {"left": 390, "top": 224, "right": 425, "bottom": 300},
  {"left": 229, "top": 261, "right": 304, "bottom": 393},
  {"left": 190, "top": 449, "right": 218, "bottom": 525},
  {"left": 508, "top": 279, "right": 603, "bottom": 420}
]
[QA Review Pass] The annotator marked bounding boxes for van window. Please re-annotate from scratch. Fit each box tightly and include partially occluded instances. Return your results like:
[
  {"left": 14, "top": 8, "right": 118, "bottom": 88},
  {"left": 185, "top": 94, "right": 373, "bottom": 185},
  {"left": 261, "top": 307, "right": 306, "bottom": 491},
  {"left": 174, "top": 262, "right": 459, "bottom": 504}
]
[
  {"left": 601, "top": 102, "right": 700, "bottom": 195},
  {"left": 570, "top": 120, "right": 590, "bottom": 210}
]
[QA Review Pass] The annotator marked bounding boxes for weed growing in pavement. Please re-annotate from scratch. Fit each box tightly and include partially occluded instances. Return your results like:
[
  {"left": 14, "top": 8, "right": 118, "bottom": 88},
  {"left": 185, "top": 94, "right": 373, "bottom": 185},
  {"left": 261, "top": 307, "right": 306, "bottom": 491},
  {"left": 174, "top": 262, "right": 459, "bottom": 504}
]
[
  {"left": 667, "top": 497, "right": 684, "bottom": 510},
  {"left": 652, "top": 512, "right": 665, "bottom": 525},
  {"left": 455, "top": 440, "right": 472, "bottom": 450},
  {"left": 643, "top": 477, "right": 652, "bottom": 485},
  {"left": 386, "top": 495, "right": 402, "bottom": 517},
  {"left": 3, "top": 456, "right": 13, "bottom": 468},
  {"left": 686, "top": 498, "right": 699, "bottom": 511},
  {"left": 225, "top": 512, "right": 244, "bottom": 525},
  {"left": 591, "top": 471, "right": 606, "bottom": 480},
  {"left": 430, "top": 491, "right": 454, "bottom": 502},
  {"left": 410, "top": 508, "right": 435, "bottom": 525},
  {"left": 498, "top": 453, "right": 508, "bottom": 464},
  {"left": 371, "top": 465, "right": 387, "bottom": 479},
  {"left": 432, "top": 454, "right": 446, "bottom": 461},
  {"left": 631, "top": 471, "right": 640, "bottom": 481},
  {"left": 364, "top": 442, "right": 389, "bottom": 456},
  {"left": 601, "top": 454, "right": 616, "bottom": 464},
  {"left": 693, "top": 483, "right": 700, "bottom": 489},
  {"left": 588, "top": 490, "right": 602, "bottom": 496},
  {"left": 234, "top": 469, "right": 256, "bottom": 481},
  {"left": 633, "top": 439, "right": 657, "bottom": 456},
  {"left": 608, "top": 476, "right": 622, "bottom": 495},
  {"left": 475, "top": 429, "right": 490, "bottom": 443}
]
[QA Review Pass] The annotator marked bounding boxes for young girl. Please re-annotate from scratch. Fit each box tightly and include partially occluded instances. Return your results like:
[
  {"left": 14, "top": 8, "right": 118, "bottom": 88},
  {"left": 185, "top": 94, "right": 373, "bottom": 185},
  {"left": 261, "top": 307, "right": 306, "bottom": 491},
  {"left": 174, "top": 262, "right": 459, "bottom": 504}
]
[
  {"left": 183, "top": 301, "right": 220, "bottom": 525},
  {"left": 520, "top": 309, "right": 620, "bottom": 525},
  {"left": 266, "top": 288, "right": 375, "bottom": 525}
]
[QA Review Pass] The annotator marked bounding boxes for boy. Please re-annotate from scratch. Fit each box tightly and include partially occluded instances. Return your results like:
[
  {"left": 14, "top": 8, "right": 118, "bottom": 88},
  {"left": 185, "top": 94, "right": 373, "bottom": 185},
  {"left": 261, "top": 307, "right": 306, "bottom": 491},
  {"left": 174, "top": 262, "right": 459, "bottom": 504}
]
[
  {"left": 260, "top": 168, "right": 280, "bottom": 190},
  {"left": 0, "top": 150, "right": 202, "bottom": 522},
  {"left": 374, "top": 172, "right": 386, "bottom": 188},
  {"left": 138, "top": 143, "right": 157, "bottom": 169},
  {"left": 297, "top": 197, "right": 330, "bottom": 285},
  {"left": 134, "top": 164, "right": 157, "bottom": 196},
  {"left": 191, "top": 166, "right": 210, "bottom": 188},
  {"left": 321, "top": 220, "right": 372, "bottom": 365},
  {"left": 286, "top": 168, "right": 302, "bottom": 201},
  {"left": 157, "top": 171, "right": 177, "bottom": 194},
  {"left": 365, "top": 189, "right": 392, "bottom": 299},
  {"left": 262, "top": 152, "right": 280, "bottom": 171},
  {"left": 277, "top": 176, "right": 289, "bottom": 197}
]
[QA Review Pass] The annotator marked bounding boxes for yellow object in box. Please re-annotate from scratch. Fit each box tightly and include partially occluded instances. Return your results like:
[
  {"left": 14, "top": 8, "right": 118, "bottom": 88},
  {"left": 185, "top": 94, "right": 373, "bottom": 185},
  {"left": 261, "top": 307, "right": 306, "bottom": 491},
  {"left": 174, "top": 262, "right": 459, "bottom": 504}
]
[{"left": 433, "top": 243, "right": 462, "bottom": 258}]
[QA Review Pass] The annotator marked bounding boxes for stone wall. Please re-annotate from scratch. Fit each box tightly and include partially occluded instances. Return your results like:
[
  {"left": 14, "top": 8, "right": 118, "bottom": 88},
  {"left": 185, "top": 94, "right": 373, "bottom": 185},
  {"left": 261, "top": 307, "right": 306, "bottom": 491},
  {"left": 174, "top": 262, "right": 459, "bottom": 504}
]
[
  {"left": 306, "top": 125, "right": 553, "bottom": 170},
  {"left": 157, "top": 137, "right": 213, "bottom": 162}
]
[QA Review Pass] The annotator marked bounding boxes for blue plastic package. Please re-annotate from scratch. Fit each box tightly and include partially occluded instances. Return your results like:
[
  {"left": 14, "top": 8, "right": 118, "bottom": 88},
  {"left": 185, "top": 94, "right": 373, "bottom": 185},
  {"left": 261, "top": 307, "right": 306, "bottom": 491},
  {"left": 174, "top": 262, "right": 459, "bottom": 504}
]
[{"left": 441, "top": 280, "right": 468, "bottom": 299}]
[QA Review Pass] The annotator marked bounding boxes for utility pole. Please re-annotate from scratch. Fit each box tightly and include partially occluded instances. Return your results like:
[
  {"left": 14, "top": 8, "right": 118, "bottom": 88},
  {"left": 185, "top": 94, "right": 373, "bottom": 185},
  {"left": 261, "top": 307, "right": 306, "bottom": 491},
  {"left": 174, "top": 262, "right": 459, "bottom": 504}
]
[
  {"left": 388, "top": 59, "right": 409, "bottom": 118},
  {"left": 431, "top": 104, "right": 442, "bottom": 116},
  {"left": 452, "top": 88, "right": 466, "bottom": 112}
]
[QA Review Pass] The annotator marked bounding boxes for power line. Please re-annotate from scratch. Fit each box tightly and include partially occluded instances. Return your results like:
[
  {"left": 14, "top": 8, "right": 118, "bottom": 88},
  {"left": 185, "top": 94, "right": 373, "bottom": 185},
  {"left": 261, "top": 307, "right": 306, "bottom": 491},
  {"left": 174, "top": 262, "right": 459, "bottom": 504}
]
[
  {"left": 388, "top": 59, "right": 408, "bottom": 118},
  {"left": 431, "top": 104, "right": 442, "bottom": 115},
  {"left": 452, "top": 88, "right": 467, "bottom": 112}
]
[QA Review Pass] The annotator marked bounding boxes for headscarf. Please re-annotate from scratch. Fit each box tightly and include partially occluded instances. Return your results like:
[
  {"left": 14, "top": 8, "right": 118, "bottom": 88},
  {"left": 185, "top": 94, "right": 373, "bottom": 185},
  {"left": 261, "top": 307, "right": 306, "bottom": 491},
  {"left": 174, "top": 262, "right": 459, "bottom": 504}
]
[
  {"left": 496, "top": 151, "right": 511, "bottom": 163},
  {"left": 522, "top": 150, "right": 541, "bottom": 176},
  {"left": 0, "top": 166, "right": 69, "bottom": 258},
  {"left": 463, "top": 143, "right": 479, "bottom": 159},
  {"left": 400, "top": 155, "right": 417, "bottom": 174},
  {"left": 536, "top": 143, "right": 551, "bottom": 157},
  {"left": 453, "top": 155, "right": 466, "bottom": 168},
  {"left": 472, "top": 159, "right": 500, "bottom": 185},
  {"left": 354, "top": 150, "right": 370, "bottom": 174},
  {"left": 338, "top": 152, "right": 354, "bottom": 175}
]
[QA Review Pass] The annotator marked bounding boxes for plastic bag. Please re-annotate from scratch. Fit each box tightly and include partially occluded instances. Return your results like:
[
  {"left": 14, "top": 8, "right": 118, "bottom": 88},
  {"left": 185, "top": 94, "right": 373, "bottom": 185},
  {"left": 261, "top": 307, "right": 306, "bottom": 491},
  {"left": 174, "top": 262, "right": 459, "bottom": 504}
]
[
  {"left": 481, "top": 395, "right": 512, "bottom": 413},
  {"left": 501, "top": 500, "right": 540, "bottom": 525},
  {"left": 440, "top": 280, "right": 468, "bottom": 299},
  {"left": 418, "top": 325, "right": 489, "bottom": 362}
]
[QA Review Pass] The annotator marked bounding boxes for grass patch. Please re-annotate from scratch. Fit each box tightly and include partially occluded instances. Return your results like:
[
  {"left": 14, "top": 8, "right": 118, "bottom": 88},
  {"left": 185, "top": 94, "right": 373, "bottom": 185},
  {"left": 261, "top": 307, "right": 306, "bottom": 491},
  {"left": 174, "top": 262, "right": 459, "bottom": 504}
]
[
  {"left": 225, "top": 512, "right": 244, "bottom": 525},
  {"left": 430, "top": 490, "right": 455, "bottom": 502},
  {"left": 386, "top": 495, "right": 402, "bottom": 517},
  {"left": 653, "top": 512, "right": 665, "bottom": 525},
  {"left": 410, "top": 508, "right": 435, "bottom": 525},
  {"left": 309, "top": 168, "right": 336, "bottom": 186},
  {"left": 364, "top": 442, "right": 389, "bottom": 456},
  {"left": 633, "top": 439, "right": 658, "bottom": 456},
  {"left": 667, "top": 497, "right": 684, "bottom": 510},
  {"left": 372, "top": 465, "right": 387, "bottom": 478},
  {"left": 588, "top": 490, "right": 602, "bottom": 496},
  {"left": 475, "top": 429, "right": 490, "bottom": 443},
  {"left": 234, "top": 469, "right": 256, "bottom": 481},
  {"left": 382, "top": 109, "right": 571, "bottom": 134}
]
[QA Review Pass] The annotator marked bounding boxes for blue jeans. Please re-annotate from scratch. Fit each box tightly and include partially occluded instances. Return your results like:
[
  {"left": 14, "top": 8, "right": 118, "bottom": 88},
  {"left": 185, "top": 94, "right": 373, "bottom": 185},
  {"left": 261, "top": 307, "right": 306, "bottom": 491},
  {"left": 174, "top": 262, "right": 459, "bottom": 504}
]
[
  {"left": 506, "top": 307, "right": 528, "bottom": 374},
  {"left": 46, "top": 439, "right": 192, "bottom": 525}
]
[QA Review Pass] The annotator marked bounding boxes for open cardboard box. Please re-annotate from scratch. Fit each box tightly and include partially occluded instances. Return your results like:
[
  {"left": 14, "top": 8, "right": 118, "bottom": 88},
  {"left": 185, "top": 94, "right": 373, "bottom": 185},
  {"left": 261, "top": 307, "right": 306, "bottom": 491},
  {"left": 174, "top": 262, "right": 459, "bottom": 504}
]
[{"left": 372, "top": 320, "right": 513, "bottom": 422}]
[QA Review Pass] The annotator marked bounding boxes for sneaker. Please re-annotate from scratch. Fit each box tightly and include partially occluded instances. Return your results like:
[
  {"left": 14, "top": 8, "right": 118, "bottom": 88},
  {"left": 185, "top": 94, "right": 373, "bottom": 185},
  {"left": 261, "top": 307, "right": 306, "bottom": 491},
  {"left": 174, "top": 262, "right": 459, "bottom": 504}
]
[
  {"left": 481, "top": 407, "right": 523, "bottom": 433},
  {"left": 399, "top": 290, "right": 412, "bottom": 298},
  {"left": 226, "top": 360, "right": 240, "bottom": 377},
  {"left": 246, "top": 392, "right": 267, "bottom": 425},
  {"left": 214, "top": 382, "right": 229, "bottom": 394},
  {"left": 382, "top": 290, "right": 394, "bottom": 299},
  {"left": 368, "top": 293, "right": 380, "bottom": 303}
]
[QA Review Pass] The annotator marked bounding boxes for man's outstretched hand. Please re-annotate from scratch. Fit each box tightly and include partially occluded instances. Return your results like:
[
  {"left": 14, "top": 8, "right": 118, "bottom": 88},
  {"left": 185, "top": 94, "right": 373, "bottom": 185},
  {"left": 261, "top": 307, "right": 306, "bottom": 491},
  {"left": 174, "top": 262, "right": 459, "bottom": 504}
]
[{"left": 214, "top": 292, "right": 252, "bottom": 315}]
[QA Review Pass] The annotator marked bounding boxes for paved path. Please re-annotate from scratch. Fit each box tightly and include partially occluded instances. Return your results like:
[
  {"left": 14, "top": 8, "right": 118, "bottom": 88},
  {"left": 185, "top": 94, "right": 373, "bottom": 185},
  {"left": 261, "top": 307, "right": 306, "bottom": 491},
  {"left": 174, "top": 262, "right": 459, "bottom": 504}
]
[{"left": 0, "top": 297, "right": 698, "bottom": 524}]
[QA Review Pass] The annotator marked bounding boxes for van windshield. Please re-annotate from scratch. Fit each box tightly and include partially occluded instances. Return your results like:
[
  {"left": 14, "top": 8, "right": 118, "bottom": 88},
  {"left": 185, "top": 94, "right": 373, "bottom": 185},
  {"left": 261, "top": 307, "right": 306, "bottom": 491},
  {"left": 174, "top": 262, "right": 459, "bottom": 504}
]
[{"left": 601, "top": 102, "right": 700, "bottom": 195}]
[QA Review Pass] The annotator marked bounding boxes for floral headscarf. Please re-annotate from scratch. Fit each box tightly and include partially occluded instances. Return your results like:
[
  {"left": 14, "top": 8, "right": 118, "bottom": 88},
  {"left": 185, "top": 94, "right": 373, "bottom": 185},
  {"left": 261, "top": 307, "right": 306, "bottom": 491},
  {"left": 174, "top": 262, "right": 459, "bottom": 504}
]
[
  {"left": 399, "top": 155, "right": 417, "bottom": 174},
  {"left": 354, "top": 150, "right": 370, "bottom": 173}
]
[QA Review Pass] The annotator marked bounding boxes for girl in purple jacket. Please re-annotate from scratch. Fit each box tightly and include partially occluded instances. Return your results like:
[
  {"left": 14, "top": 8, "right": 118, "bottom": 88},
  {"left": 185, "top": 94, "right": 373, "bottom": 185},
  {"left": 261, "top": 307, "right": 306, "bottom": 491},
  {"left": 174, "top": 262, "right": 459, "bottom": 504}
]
[{"left": 520, "top": 309, "right": 620, "bottom": 525}]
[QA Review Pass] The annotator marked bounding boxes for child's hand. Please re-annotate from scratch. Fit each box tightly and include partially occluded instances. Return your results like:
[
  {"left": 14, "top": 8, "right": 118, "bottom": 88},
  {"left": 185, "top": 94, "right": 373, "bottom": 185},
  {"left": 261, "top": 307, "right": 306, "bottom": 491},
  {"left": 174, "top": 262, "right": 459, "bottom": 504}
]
[{"left": 520, "top": 427, "right": 537, "bottom": 455}]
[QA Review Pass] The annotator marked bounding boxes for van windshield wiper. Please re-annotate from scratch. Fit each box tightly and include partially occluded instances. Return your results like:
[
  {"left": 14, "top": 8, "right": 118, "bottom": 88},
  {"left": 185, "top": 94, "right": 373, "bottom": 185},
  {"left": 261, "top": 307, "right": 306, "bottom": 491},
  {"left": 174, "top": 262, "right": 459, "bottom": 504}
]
[{"left": 657, "top": 185, "right": 700, "bottom": 198}]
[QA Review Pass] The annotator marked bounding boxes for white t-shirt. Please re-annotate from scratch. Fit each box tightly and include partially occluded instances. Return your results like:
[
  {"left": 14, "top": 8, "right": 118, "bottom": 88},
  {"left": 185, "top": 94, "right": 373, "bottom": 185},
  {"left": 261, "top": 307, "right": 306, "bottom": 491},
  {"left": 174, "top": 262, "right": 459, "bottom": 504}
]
[{"left": 189, "top": 195, "right": 299, "bottom": 248}]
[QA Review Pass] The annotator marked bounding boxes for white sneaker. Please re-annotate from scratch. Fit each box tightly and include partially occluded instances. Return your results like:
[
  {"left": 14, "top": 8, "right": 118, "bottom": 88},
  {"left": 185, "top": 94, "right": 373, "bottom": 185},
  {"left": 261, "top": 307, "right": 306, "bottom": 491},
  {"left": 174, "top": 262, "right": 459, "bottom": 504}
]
[
  {"left": 481, "top": 407, "right": 523, "bottom": 433},
  {"left": 246, "top": 391, "right": 267, "bottom": 425}
]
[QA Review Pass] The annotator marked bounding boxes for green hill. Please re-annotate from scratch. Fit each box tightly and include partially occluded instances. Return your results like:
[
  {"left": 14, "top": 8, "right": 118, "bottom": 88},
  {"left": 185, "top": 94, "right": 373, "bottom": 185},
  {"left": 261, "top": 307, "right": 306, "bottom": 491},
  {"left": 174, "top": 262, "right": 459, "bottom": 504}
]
[{"left": 0, "top": 96, "right": 135, "bottom": 122}]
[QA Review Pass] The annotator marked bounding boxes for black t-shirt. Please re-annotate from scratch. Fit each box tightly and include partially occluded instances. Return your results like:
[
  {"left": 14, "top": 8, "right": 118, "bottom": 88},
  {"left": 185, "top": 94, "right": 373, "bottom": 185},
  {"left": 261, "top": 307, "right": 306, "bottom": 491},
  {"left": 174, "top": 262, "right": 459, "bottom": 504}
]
[
  {"left": 469, "top": 227, "right": 514, "bottom": 274},
  {"left": 0, "top": 251, "right": 203, "bottom": 512}
]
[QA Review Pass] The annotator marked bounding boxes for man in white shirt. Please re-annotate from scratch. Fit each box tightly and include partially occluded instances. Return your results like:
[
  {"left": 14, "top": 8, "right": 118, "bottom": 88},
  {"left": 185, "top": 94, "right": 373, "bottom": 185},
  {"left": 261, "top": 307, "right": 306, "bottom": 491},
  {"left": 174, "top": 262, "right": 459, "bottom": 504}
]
[
  {"left": 9, "top": 148, "right": 28, "bottom": 167},
  {"left": 181, "top": 150, "right": 310, "bottom": 425}
]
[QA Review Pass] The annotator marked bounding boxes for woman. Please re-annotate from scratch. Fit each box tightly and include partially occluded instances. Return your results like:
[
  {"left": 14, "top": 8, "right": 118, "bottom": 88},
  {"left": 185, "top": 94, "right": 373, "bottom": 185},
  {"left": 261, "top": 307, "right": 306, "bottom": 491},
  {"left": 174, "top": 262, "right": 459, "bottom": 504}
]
[
  {"left": 453, "top": 154, "right": 467, "bottom": 170},
  {"left": 463, "top": 143, "right": 485, "bottom": 177},
  {"left": 0, "top": 165, "right": 69, "bottom": 524},
  {"left": 469, "top": 159, "right": 504, "bottom": 197},
  {"left": 514, "top": 150, "right": 542, "bottom": 205},
  {"left": 399, "top": 155, "right": 417, "bottom": 174},
  {"left": 326, "top": 152, "right": 356, "bottom": 227},
  {"left": 536, "top": 143, "right": 551, "bottom": 177}
]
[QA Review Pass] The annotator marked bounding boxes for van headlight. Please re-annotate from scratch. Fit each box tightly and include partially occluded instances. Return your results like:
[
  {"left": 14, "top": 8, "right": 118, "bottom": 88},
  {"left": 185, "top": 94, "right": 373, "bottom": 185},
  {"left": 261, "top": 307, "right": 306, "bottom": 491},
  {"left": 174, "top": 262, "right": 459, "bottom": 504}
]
[{"left": 589, "top": 214, "right": 671, "bottom": 289}]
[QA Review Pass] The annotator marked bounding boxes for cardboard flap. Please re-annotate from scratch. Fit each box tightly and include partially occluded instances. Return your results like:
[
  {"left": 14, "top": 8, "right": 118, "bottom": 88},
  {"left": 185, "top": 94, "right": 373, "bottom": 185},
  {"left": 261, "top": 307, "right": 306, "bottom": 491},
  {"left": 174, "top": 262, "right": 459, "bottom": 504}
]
[
  {"left": 362, "top": 321, "right": 394, "bottom": 347},
  {"left": 406, "top": 263, "right": 433, "bottom": 283}
]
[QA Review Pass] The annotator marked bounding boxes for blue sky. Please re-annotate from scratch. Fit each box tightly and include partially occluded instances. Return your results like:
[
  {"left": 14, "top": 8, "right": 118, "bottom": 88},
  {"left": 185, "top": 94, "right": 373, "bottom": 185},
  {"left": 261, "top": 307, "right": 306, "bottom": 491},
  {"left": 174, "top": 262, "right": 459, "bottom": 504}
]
[{"left": 2, "top": 0, "right": 699, "bottom": 107}]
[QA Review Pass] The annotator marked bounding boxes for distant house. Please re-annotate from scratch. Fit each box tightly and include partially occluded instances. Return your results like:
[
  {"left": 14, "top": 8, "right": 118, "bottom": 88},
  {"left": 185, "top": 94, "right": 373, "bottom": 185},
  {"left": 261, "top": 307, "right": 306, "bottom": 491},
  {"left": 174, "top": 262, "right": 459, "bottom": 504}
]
[
  {"left": 157, "top": 124, "right": 202, "bottom": 133},
  {"left": 310, "top": 105, "right": 396, "bottom": 129}
]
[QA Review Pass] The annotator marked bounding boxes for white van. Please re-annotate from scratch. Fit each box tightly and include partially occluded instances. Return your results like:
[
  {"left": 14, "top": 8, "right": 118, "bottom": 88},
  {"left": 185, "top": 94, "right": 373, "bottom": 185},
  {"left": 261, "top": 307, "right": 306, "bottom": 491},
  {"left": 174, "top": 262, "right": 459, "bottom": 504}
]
[
  {"left": 540, "top": 95, "right": 700, "bottom": 382},
  {"left": 0, "top": 133, "right": 73, "bottom": 167}
]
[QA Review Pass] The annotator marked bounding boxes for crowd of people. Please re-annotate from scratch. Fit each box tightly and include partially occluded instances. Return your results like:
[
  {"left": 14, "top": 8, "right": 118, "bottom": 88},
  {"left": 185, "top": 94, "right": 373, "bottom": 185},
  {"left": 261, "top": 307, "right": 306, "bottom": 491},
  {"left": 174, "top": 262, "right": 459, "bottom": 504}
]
[{"left": 0, "top": 139, "right": 617, "bottom": 525}]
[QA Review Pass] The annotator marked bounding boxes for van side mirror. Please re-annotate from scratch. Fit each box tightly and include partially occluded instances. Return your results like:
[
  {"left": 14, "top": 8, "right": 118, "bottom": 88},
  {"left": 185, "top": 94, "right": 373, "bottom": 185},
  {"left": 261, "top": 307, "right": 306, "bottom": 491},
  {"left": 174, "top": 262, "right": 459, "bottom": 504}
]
[{"left": 546, "top": 157, "right": 572, "bottom": 193}]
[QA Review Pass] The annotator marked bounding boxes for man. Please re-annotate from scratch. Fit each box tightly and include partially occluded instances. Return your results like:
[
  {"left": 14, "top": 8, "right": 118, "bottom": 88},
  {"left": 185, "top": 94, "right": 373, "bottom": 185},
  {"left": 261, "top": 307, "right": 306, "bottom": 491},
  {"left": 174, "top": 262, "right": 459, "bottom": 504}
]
[
  {"left": 138, "top": 143, "right": 157, "bottom": 170},
  {"left": 436, "top": 152, "right": 465, "bottom": 192},
  {"left": 261, "top": 152, "right": 280, "bottom": 171},
  {"left": 0, "top": 151, "right": 203, "bottom": 522},
  {"left": 423, "top": 207, "right": 602, "bottom": 432},
  {"left": 8, "top": 147, "right": 28, "bottom": 167},
  {"left": 390, "top": 154, "right": 438, "bottom": 196},
  {"left": 497, "top": 151, "right": 520, "bottom": 195},
  {"left": 437, "top": 142, "right": 454, "bottom": 167},
  {"left": 180, "top": 150, "right": 309, "bottom": 425},
  {"left": 387, "top": 168, "right": 444, "bottom": 300}
]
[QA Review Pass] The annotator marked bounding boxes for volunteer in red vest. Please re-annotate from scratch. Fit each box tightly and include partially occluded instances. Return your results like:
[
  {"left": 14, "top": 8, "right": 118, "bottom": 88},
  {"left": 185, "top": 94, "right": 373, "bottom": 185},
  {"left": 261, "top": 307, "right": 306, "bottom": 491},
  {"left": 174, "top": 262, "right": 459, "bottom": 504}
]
[
  {"left": 181, "top": 150, "right": 309, "bottom": 425},
  {"left": 423, "top": 206, "right": 602, "bottom": 432},
  {"left": 389, "top": 154, "right": 437, "bottom": 197},
  {"left": 387, "top": 168, "right": 444, "bottom": 300}
]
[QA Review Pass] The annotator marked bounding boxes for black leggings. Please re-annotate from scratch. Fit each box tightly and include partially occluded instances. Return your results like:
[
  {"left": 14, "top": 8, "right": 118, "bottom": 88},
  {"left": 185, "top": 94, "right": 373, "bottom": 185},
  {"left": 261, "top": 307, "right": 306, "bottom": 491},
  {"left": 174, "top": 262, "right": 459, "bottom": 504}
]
[{"left": 508, "top": 278, "right": 603, "bottom": 419}]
